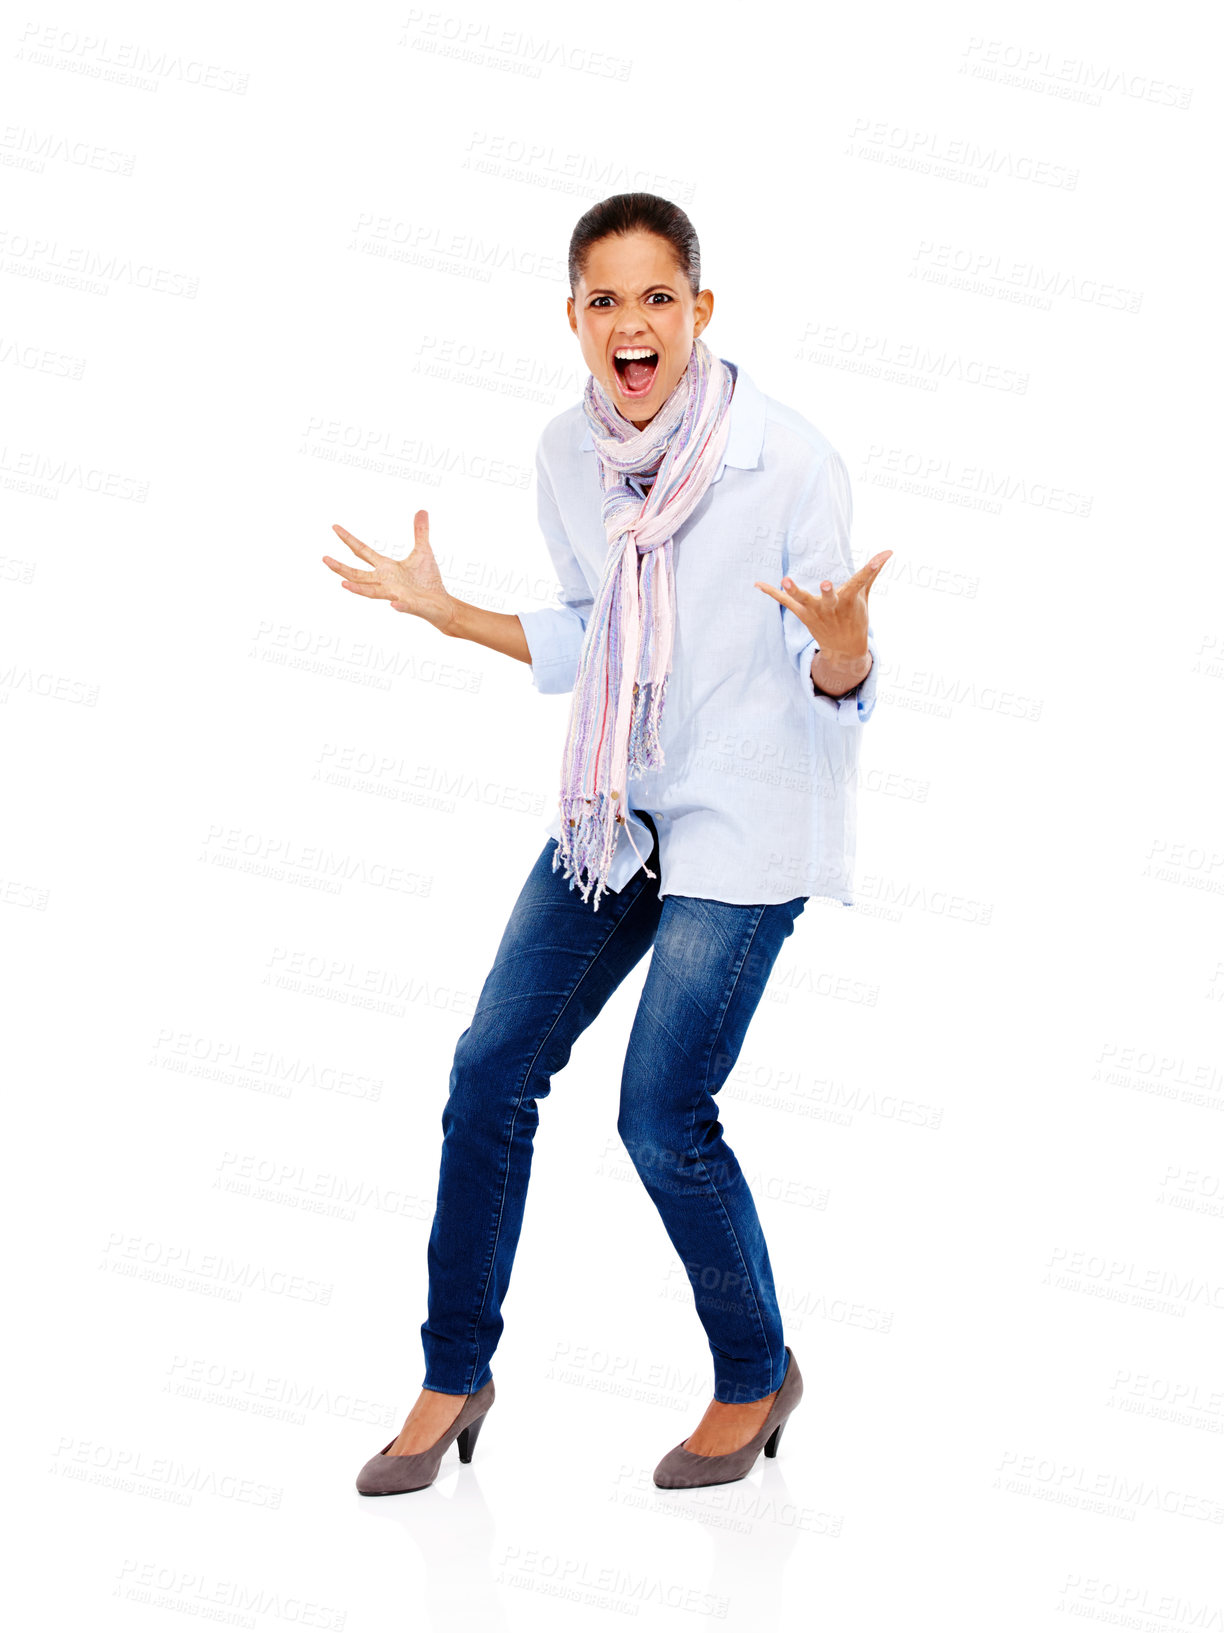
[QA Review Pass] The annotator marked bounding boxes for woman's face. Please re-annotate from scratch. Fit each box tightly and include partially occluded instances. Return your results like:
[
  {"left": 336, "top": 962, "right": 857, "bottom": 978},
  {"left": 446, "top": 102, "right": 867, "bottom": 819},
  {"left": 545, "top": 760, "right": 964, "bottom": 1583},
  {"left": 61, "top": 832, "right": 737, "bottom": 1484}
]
[{"left": 568, "top": 230, "right": 714, "bottom": 429}]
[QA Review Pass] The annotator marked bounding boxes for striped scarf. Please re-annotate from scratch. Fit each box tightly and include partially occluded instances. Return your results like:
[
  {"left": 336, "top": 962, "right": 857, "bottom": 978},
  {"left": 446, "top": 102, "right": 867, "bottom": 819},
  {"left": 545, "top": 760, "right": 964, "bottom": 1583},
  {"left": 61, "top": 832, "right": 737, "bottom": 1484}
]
[{"left": 551, "top": 336, "right": 736, "bottom": 910}]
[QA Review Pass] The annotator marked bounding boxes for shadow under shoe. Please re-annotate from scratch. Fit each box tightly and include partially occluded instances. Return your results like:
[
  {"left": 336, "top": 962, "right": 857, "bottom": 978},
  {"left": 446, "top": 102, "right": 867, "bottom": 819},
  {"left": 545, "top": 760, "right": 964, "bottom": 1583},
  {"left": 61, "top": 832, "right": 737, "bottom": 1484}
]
[
  {"left": 652, "top": 1348, "right": 803, "bottom": 1490},
  {"left": 356, "top": 1378, "right": 496, "bottom": 1495}
]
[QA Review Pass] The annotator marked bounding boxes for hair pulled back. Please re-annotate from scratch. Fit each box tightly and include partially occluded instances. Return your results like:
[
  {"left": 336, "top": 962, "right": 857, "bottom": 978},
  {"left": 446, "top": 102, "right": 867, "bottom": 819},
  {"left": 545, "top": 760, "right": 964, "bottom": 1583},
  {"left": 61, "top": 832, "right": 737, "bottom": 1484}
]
[{"left": 568, "top": 193, "right": 701, "bottom": 297}]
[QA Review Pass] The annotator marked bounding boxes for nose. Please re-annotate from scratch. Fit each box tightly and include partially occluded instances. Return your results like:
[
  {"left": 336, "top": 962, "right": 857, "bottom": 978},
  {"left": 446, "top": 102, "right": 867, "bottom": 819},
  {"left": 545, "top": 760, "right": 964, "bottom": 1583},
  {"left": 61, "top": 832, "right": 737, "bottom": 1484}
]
[
  {"left": 616, "top": 318, "right": 650, "bottom": 342},
  {"left": 615, "top": 299, "right": 654, "bottom": 337}
]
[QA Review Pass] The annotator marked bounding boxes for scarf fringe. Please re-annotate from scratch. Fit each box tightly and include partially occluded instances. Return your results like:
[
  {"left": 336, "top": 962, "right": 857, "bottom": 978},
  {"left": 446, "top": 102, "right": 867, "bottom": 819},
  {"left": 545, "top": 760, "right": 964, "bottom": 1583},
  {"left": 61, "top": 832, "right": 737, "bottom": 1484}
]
[
  {"left": 551, "top": 792, "right": 618, "bottom": 913},
  {"left": 551, "top": 791, "right": 659, "bottom": 912}
]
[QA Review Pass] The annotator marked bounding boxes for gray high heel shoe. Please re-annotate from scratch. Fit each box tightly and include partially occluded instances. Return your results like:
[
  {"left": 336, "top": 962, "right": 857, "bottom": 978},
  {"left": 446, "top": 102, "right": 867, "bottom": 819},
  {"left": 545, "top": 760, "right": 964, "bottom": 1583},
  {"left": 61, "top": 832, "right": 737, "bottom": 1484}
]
[
  {"left": 652, "top": 1348, "right": 802, "bottom": 1490},
  {"left": 355, "top": 1378, "right": 495, "bottom": 1495}
]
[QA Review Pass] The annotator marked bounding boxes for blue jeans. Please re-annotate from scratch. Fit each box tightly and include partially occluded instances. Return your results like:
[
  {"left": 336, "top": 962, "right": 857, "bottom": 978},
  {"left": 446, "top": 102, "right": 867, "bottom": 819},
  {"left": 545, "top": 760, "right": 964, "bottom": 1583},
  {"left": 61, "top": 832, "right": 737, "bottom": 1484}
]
[{"left": 420, "top": 814, "right": 807, "bottom": 1404}]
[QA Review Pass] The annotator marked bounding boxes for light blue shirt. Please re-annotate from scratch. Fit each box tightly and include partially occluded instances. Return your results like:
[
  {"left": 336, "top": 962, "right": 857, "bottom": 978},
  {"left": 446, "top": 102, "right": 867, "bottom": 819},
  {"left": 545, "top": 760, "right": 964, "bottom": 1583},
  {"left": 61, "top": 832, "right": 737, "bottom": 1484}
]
[{"left": 516, "top": 358, "right": 880, "bottom": 906}]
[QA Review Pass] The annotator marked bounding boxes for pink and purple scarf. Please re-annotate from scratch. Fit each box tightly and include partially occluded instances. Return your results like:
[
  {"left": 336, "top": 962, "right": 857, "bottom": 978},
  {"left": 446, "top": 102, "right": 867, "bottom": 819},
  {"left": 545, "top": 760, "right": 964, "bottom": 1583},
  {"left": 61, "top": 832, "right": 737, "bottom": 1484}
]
[{"left": 551, "top": 336, "right": 736, "bottom": 910}]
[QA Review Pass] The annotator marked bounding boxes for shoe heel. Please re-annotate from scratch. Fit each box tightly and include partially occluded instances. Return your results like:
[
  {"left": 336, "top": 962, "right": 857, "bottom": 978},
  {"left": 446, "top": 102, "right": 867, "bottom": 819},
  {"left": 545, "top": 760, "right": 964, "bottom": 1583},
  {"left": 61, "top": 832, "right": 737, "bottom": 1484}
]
[
  {"left": 763, "top": 1418, "right": 787, "bottom": 1459},
  {"left": 456, "top": 1411, "right": 487, "bottom": 1464}
]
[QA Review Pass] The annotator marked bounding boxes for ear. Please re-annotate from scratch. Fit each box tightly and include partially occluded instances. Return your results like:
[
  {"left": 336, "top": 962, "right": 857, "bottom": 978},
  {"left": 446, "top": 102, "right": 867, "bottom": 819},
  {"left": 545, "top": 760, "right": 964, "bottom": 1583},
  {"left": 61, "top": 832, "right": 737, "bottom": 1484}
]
[{"left": 567, "top": 296, "right": 577, "bottom": 336}]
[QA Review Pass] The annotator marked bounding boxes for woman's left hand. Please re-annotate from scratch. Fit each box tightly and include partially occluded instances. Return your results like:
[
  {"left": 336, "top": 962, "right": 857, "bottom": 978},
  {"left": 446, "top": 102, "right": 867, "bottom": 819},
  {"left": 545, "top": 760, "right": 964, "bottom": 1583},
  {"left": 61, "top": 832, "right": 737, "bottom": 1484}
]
[{"left": 754, "top": 550, "right": 892, "bottom": 660}]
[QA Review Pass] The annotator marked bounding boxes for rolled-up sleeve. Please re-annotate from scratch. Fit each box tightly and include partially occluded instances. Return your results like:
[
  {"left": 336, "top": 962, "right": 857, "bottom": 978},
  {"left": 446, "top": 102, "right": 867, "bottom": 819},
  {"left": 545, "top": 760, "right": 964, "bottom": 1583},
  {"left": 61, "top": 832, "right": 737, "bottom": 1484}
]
[
  {"left": 782, "top": 448, "right": 879, "bottom": 725},
  {"left": 516, "top": 441, "right": 594, "bottom": 695}
]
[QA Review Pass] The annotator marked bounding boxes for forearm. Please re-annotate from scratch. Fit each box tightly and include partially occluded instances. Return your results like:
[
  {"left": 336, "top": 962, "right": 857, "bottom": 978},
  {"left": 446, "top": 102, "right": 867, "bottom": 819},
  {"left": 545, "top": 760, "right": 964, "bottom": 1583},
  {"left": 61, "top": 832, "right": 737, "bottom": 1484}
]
[
  {"left": 440, "top": 598, "right": 532, "bottom": 665},
  {"left": 811, "top": 646, "right": 872, "bottom": 699}
]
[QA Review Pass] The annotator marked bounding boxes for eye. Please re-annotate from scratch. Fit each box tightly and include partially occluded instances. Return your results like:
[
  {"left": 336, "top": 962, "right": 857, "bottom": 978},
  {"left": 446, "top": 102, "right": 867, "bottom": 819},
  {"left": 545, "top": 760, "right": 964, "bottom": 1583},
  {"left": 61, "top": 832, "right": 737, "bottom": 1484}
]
[
  {"left": 648, "top": 292, "right": 673, "bottom": 304},
  {"left": 590, "top": 296, "right": 612, "bottom": 307}
]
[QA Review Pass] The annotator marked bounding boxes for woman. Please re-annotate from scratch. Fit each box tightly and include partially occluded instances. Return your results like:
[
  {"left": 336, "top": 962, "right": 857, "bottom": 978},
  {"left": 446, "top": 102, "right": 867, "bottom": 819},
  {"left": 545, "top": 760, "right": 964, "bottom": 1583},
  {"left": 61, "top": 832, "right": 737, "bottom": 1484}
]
[{"left": 323, "top": 193, "right": 890, "bottom": 1494}]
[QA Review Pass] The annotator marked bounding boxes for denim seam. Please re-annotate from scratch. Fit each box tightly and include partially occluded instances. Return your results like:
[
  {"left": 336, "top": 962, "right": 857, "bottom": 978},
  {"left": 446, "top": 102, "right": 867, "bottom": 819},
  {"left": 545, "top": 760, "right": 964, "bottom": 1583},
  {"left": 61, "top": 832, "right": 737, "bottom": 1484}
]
[
  {"left": 686, "top": 903, "right": 778, "bottom": 1399},
  {"left": 465, "top": 874, "right": 655, "bottom": 1389}
]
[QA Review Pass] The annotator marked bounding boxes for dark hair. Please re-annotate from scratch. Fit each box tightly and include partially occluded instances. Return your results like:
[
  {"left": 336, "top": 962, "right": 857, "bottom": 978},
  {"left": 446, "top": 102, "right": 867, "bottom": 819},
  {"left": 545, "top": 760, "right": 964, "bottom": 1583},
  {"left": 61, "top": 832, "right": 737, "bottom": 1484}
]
[{"left": 568, "top": 193, "right": 701, "bottom": 298}]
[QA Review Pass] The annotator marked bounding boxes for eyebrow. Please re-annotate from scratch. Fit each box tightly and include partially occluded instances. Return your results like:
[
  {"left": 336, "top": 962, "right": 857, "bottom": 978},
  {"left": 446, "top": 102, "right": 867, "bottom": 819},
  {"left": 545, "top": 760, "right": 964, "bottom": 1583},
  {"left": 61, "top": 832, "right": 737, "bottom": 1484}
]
[{"left": 584, "top": 283, "right": 678, "bottom": 298}]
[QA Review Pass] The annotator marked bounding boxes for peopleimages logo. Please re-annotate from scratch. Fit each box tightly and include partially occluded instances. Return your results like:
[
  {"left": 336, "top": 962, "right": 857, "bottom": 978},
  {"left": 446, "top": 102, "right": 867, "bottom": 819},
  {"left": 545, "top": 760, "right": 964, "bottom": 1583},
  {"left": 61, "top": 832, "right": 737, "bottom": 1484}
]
[
  {"left": 911, "top": 239, "right": 1143, "bottom": 314},
  {"left": 400, "top": 11, "right": 632, "bottom": 80},
  {"left": 845, "top": 116, "right": 1078, "bottom": 189},
  {"left": 960, "top": 36, "right": 1193, "bottom": 110}
]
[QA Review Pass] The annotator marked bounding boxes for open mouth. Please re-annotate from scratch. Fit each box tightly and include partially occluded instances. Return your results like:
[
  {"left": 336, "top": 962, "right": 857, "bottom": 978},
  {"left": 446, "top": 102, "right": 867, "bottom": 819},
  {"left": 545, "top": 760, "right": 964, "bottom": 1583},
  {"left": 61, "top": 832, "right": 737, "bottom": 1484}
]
[{"left": 613, "top": 350, "right": 659, "bottom": 398}]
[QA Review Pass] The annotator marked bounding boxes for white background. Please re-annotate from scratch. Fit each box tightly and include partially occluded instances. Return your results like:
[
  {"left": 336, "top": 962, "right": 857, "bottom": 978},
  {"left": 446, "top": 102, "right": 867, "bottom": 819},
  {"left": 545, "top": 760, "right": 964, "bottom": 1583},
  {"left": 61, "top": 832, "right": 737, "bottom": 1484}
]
[{"left": 4, "top": 1, "right": 1221, "bottom": 1628}]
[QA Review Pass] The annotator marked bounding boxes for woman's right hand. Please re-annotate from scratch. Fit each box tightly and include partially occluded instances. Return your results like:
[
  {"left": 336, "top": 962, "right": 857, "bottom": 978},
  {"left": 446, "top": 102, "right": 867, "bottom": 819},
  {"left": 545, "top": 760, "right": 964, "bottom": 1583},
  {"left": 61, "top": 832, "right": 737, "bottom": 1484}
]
[{"left": 322, "top": 510, "right": 458, "bottom": 633}]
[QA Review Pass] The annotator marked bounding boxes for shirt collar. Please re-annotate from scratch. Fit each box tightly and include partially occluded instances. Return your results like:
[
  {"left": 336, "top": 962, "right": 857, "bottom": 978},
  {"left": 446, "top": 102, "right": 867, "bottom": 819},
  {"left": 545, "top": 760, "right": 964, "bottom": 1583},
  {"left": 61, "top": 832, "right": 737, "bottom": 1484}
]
[{"left": 577, "top": 357, "right": 765, "bottom": 483}]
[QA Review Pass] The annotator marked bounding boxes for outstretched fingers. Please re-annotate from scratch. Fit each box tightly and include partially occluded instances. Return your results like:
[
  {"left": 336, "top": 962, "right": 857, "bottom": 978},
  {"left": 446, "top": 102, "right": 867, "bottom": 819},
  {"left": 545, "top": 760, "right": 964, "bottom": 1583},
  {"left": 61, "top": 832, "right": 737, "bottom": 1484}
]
[
  {"left": 762, "top": 551, "right": 893, "bottom": 608},
  {"left": 842, "top": 550, "right": 894, "bottom": 595},
  {"left": 324, "top": 522, "right": 395, "bottom": 595},
  {"left": 330, "top": 523, "right": 385, "bottom": 568},
  {"left": 321, "top": 554, "right": 377, "bottom": 583},
  {"left": 753, "top": 579, "right": 807, "bottom": 617},
  {"left": 755, "top": 576, "right": 839, "bottom": 614}
]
